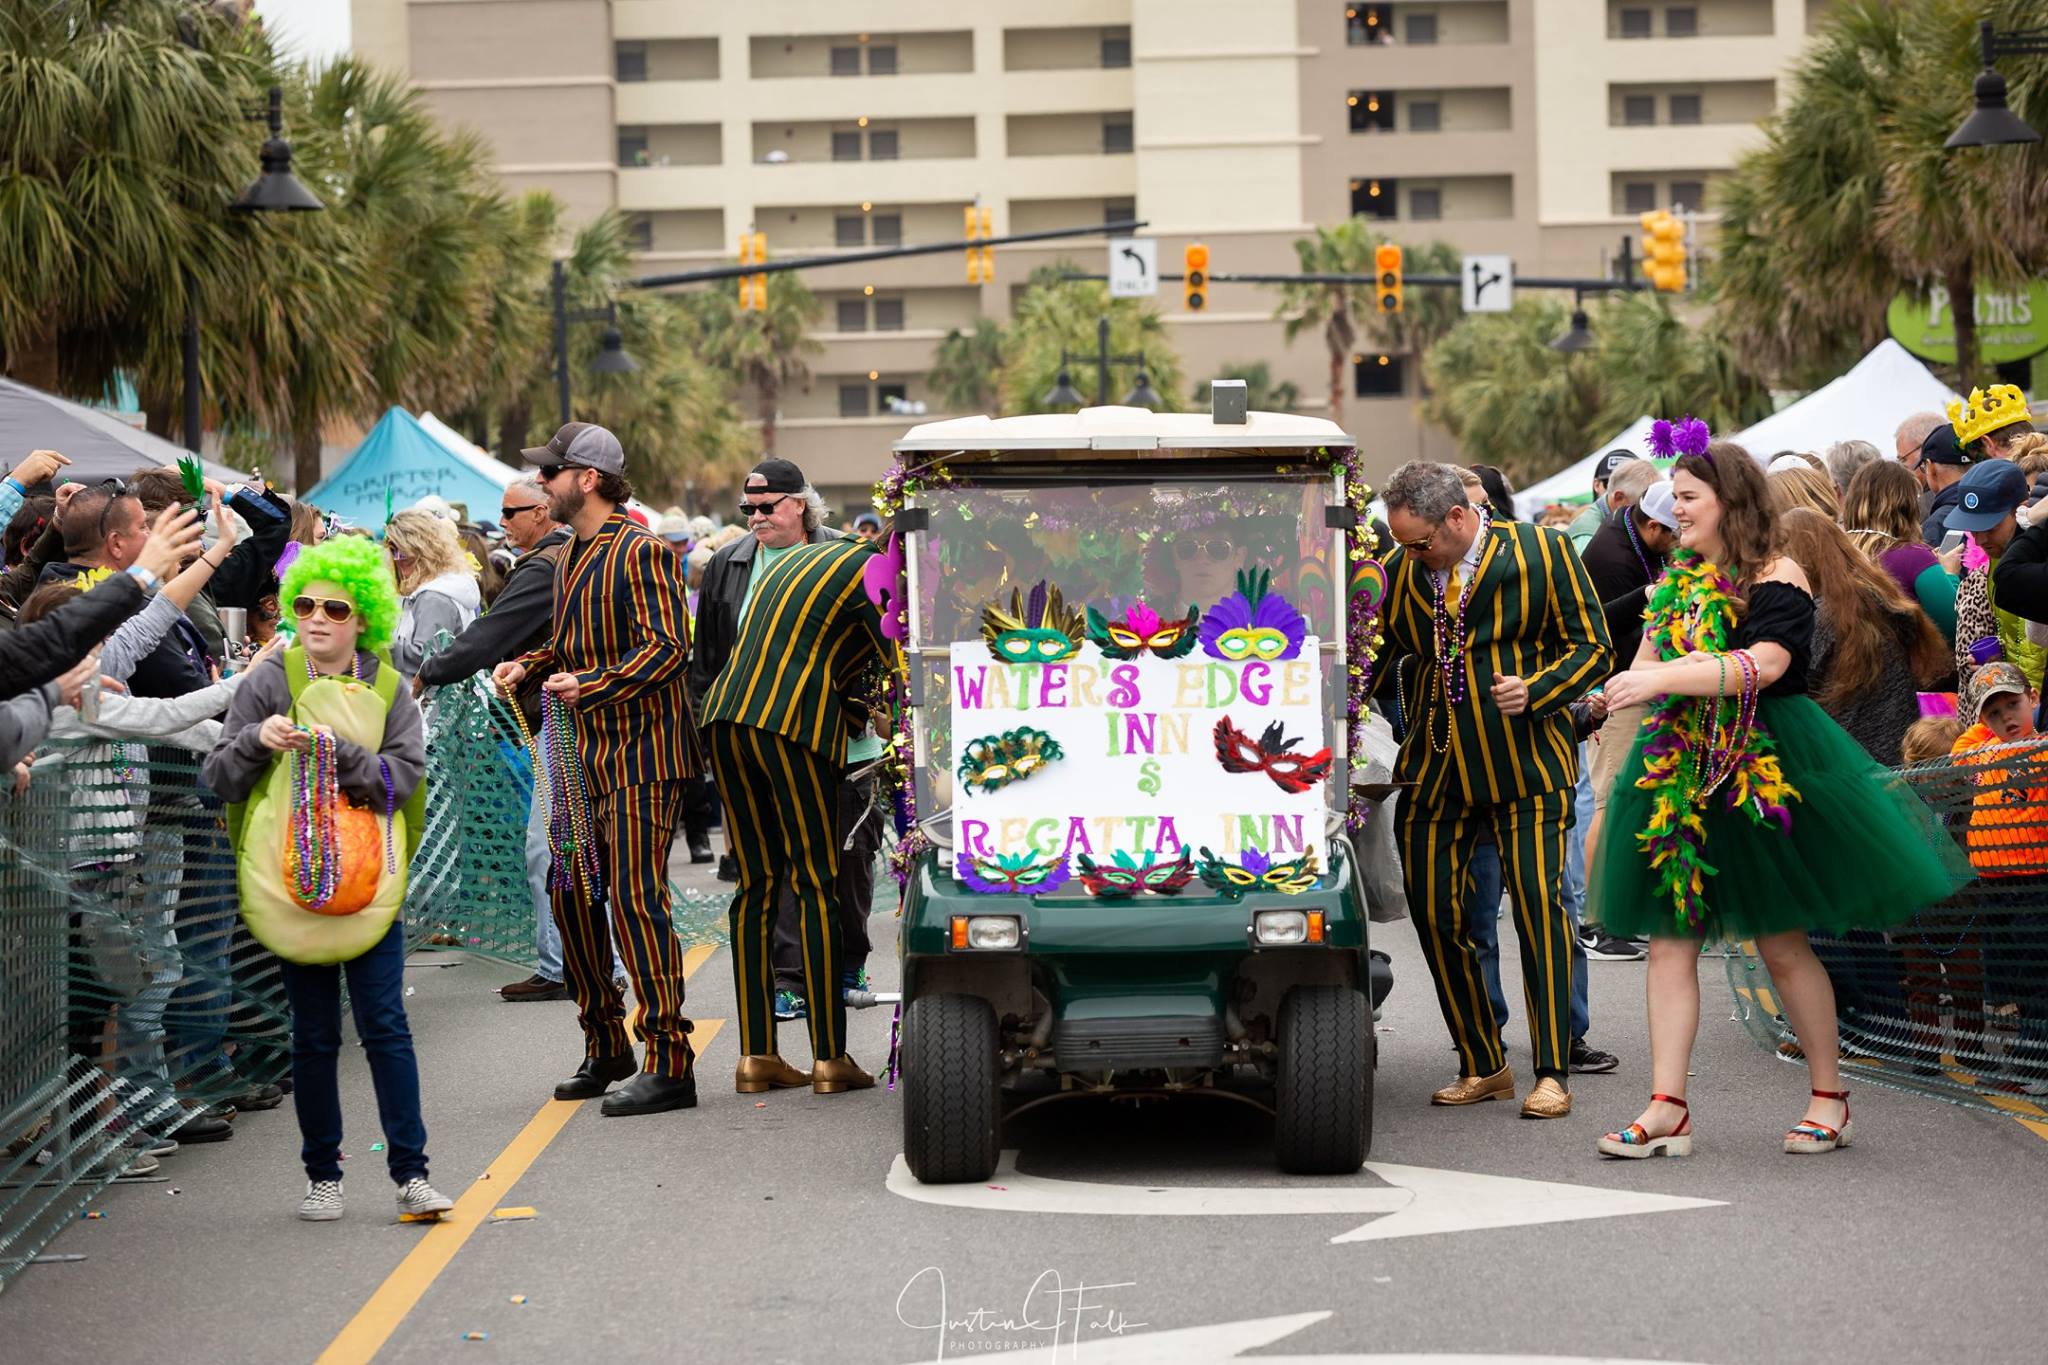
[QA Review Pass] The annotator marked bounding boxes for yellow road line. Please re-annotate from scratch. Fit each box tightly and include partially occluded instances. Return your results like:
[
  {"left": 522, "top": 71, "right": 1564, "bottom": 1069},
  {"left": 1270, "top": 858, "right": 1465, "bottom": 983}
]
[{"left": 318, "top": 946, "right": 724, "bottom": 1364}]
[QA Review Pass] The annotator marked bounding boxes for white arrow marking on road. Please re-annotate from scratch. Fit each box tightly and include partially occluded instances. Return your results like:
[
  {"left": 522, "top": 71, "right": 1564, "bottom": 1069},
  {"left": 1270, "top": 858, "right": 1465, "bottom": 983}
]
[
  {"left": 894, "top": 1309, "right": 1716, "bottom": 1364},
  {"left": 886, "top": 1152, "right": 1722, "bottom": 1244}
]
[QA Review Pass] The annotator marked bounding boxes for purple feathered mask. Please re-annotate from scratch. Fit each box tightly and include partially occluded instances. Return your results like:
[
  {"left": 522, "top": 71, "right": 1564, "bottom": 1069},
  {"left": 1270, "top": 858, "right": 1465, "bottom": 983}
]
[{"left": 1197, "top": 568, "right": 1308, "bottom": 663}]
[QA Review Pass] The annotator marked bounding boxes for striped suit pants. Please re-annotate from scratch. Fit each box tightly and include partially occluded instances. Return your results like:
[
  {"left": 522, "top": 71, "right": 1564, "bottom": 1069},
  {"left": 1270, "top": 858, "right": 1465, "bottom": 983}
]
[
  {"left": 707, "top": 722, "right": 847, "bottom": 1061},
  {"left": 1396, "top": 789, "right": 1576, "bottom": 1079},
  {"left": 549, "top": 779, "right": 694, "bottom": 1076}
]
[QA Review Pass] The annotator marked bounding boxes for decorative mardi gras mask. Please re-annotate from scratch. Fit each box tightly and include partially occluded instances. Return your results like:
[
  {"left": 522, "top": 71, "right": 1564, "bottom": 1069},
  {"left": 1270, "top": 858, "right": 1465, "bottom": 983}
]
[
  {"left": 1086, "top": 601, "right": 1201, "bottom": 661},
  {"left": 861, "top": 531, "right": 907, "bottom": 642},
  {"left": 1075, "top": 849, "right": 1195, "bottom": 898},
  {"left": 1199, "top": 568, "right": 1307, "bottom": 663},
  {"left": 1213, "top": 716, "right": 1333, "bottom": 794},
  {"left": 1349, "top": 557, "right": 1388, "bottom": 614},
  {"left": 1195, "top": 846, "right": 1322, "bottom": 896},
  {"left": 956, "top": 852, "right": 1071, "bottom": 895},
  {"left": 956, "top": 728, "right": 1065, "bottom": 795},
  {"left": 981, "top": 580, "right": 1086, "bottom": 664}
]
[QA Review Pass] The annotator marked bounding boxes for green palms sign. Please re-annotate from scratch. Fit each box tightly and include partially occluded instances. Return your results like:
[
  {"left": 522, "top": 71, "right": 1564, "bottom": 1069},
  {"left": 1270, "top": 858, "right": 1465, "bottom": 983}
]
[{"left": 1888, "top": 282, "right": 2048, "bottom": 365}]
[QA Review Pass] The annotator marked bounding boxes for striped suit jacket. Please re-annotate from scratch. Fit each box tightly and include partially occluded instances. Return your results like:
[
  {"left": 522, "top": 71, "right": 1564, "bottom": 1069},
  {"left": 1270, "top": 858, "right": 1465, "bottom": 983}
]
[
  {"left": 699, "top": 537, "right": 886, "bottom": 765},
  {"left": 1372, "top": 518, "right": 1613, "bottom": 807},
  {"left": 519, "top": 511, "right": 699, "bottom": 791}
]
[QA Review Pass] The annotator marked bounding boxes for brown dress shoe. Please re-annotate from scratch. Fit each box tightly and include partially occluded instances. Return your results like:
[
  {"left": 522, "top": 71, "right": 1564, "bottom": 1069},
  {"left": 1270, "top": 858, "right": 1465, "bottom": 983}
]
[
  {"left": 810, "top": 1055, "right": 875, "bottom": 1094},
  {"left": 1431, "top": 1065, "right": 1515, "bottom": 1106},
  {"left": 1520, "top": 1076, "right": 1572, "bottom": 1119},
  {"left": 499, "top": 974, "right": 567, "bottom": 1002},
  {"left": 735, "top": 1054, "right": 811, "bottom": 1093}
]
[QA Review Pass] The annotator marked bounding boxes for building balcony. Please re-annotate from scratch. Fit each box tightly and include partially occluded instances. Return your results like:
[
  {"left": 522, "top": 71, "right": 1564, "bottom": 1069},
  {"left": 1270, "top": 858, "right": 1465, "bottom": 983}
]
[
  {"left": 995, "top": 67, "right": 1135, "bottom": 116},
  {"left": 810, "top": 329, "right": 948, "bottom": 373},
  {"left": 1336, "top": 131, "right": 1522, "bottom": 179}
]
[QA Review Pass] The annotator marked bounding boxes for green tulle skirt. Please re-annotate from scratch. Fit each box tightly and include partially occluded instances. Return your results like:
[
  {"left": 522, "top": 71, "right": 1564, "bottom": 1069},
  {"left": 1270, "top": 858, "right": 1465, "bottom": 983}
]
[{"left": 1591, "top": 694, "right": 1970, "bottom": 941}]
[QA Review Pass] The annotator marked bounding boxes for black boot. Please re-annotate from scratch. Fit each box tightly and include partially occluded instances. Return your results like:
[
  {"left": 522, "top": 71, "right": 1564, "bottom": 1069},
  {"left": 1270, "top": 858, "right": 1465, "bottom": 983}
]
[
  {"left": 716, "top": 852, "right": 739, "bottom": 883},
  {"left": 600, "top": 1068, "right": 698, "bottom": 1116},
  {"left": 553, "top": 1053, "right": 636, "bottom": 1101},
  {"left": 687, "top": 832, "right": 714, "bottom": 864}
]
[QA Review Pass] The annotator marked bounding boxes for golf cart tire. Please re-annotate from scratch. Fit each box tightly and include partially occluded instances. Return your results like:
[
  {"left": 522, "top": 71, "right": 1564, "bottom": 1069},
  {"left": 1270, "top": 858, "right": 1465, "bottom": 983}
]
[
  {"left": 1273, "top": 984, "right": 1373, "bottom": 1174},
  {"left": 901, "top": 993, "right": 1002, "bottom": 1184}
]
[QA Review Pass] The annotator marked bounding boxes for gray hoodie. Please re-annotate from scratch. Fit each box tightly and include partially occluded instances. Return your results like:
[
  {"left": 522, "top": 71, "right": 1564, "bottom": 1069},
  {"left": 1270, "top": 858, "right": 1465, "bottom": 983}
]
[
  {"left": 202, "top": 652, "right": 425, "bottom": 809},
  {"left": 391, "top": 570, "right": 482, "bottom": 677}
]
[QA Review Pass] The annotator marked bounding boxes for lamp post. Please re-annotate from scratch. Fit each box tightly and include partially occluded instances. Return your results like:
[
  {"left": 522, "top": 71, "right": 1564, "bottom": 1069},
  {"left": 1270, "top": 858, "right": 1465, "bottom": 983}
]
[
  {"left": 552, "top": 259, "right": 640, "bottom": 427},
  {"left": 1550, "top": 291, "right": 1596, "bottom": 354},
  {"left": 1946, "top": 19, "right": 2047, "bottom": 149},
  {"left": 1040, "top": 314, "right": 1161, "bottom": 410}
]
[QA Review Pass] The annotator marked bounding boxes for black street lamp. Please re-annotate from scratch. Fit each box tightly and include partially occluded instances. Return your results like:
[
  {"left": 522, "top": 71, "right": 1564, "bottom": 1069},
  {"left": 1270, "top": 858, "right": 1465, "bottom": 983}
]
[
  {"left": 1040, "top": 314, "right": 1160, "bottom": 410},
  {"left": 1550, "top": 307, "right": 1596, "bottom": 354},
  {"left": 552, "top": 260, "right": 640, "bottom": 425},
  {"left": 1947, "top": 20, "right": 2047, "bottom": 150}
]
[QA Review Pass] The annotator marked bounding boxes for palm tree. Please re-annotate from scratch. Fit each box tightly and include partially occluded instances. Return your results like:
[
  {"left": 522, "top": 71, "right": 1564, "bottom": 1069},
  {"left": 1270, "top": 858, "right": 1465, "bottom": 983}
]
[
  {"left": 685, "top": 270, "right": 823, "bottom": 455},
  {"left": 1275, "top": 219, "right": 1375, "bottom": 428},
  {"left": 1713, "top": 0, "right": 2048, "bottom": 387},
  {"left": 1421, "top": 298, "right": 1599, "bottom": 483},
  {"left": 1190, "top": 362, "right": 1301, "bottom": 412},
  {"left": 1588, "top": 292, "right": 1772, "bottom": 439},
  {"left": 997, "top": 265, "right": 1183, "bottom": 415},
  {"left": 928, "top": 318, "right": 1005, "bottom": 414}
]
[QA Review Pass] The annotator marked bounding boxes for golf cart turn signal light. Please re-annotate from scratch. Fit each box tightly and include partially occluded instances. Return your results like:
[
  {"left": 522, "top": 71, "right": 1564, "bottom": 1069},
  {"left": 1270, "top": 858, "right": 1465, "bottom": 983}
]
[
  {"left": 1253, "top": 910, "right": 1309, "bottom": 946},
  {"left": 950, "top": 915, "right": 1022, "bottom": 951},
  {"left": 1307, "top": 911, "right": 1325, "bottom": 944}
]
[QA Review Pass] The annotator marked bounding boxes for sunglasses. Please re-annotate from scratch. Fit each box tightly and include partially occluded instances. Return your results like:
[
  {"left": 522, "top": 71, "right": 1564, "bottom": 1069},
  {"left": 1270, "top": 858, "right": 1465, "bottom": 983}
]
[
  {"left": 535, "top": 465, "right": 567, "bottom": 482},
  {"left": 1395, "top": 525, "right": 1442, "bottom": 554},
  {"left": 500, "top": 503, "right": 544, "bottom": 521},
  {"left": 1173, "top": 537, "right": 1238, "bottom": 562},
  {"left": 291, "top": 595, "right": 356, "bottom": 624},
  {"left": 739, "top": 494, "right": 790, "bottom": 519}
]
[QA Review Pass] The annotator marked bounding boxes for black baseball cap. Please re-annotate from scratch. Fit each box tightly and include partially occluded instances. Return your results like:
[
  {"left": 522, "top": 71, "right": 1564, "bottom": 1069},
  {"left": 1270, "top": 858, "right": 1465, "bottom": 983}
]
[
  {"left": 522, "top": 421, "right": 624, "bottom": 475},
  {"left": 1593, "top": 450, "right": 1639, "bottom": 491},
  {"left": 1919, "top": 424, "right": 1972, "bottom": 467},
  {"left": 746, "top": 458, "right": 806, "bottom": 494},
  {"left": 1945, "top": 460, "right": 2030, "bottom": 533}
]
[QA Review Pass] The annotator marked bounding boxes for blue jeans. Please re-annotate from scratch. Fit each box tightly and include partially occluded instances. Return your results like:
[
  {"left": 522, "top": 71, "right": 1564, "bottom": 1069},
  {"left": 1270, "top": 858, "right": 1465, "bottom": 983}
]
[
  {"left": 527, "top": 751, "right": 625, "bottom": 984},
  {"left": 278, "top": 920, "right": 428, "bottom": 1185},
  {"left": 1467, "top": 841, "right": 1591, "bottom": 1043},
  {"left": 167, "top": 808, "right": 233, "bottom": 1082},
  {"left": 1562, "top": 750, "right": 1593, "bottom": 919}
]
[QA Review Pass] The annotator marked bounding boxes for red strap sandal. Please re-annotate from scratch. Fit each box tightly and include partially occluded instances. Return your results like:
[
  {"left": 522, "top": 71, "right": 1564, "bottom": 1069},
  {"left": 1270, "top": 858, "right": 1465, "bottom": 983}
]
[
  {"left": 1596, "top": 1093, "right": 1694, "bottom": 1159},
  {"left": 1784, "top": 1088, "right": 1852, "bottom": 1154}
]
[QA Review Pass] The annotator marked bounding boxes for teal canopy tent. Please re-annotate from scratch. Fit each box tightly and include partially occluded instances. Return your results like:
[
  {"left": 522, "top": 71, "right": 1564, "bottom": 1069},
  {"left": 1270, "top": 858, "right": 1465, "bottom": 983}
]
[{"left": 305, "top": 407, "right": 513, "bottom": 528}]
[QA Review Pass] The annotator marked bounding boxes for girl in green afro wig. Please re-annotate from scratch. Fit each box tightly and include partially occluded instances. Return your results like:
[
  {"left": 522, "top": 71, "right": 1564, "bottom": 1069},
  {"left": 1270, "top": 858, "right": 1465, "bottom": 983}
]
[{"left": 279, "top": 535, "right": 402, "bottom": 653}]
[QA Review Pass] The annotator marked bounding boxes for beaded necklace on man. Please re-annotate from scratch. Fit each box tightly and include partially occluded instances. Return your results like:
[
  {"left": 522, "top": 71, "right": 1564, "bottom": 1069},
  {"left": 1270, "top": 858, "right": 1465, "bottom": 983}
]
[
  {"left": 1422, "top": 505, "right": 1490, "bottom": 753},
  {"left": 1622, "top": 508, "right": 1658, "bottom": 582}
]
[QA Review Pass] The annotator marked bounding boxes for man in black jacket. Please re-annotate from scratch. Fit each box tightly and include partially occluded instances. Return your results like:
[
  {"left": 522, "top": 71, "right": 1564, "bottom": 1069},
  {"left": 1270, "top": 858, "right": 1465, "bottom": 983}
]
[
  {"left": 1918, "top": 424, "right": 1979, "bottom": 548},
  {"left": 127, "top": 470, "right": 291, "bottom": 662},
  {"left": 1580, "top": 468, "right": 1678, "bottom": 654}
]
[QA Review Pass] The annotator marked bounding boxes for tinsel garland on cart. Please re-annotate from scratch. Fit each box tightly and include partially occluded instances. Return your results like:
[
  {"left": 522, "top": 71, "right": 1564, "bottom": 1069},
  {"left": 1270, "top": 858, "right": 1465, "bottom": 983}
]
[
  {"left": 1332, "top": 445, "right": 1387, "bottom": 833},
  {"left": 870, "top": 457, "right": 954, "bottom": 888}
]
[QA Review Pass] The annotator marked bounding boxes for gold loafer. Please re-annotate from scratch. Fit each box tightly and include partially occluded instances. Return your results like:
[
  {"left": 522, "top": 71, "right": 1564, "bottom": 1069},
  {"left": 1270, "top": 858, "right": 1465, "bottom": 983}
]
[
  {"left": 1431, "top": 1066, "right": 1515, "bottom": 1106},
  {"left": 1520, "top": 1076, "right": 1572, "bottom": 1119},
  {"left": 810, "top": 1054, "right": 876, "bottom": 1095},
  {"left": 735, "top": 1054, "right": 811, "bottom": 1093}
]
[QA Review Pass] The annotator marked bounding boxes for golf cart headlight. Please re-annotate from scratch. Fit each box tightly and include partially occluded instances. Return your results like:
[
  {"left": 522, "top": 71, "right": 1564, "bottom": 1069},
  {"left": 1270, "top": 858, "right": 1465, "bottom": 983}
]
[
  {"left": 951, "top": 914, "right": 1022, "bottom": 951},
  {"left": 1253, "top": 909, "right": 1309, "bottom": 945}
]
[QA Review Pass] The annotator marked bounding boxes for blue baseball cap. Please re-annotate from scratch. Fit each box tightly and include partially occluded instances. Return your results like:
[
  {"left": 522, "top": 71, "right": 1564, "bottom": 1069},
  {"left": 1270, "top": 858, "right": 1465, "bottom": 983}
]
[{"left": 1944, "top": 459, "right": 2030, "bottom": 533}]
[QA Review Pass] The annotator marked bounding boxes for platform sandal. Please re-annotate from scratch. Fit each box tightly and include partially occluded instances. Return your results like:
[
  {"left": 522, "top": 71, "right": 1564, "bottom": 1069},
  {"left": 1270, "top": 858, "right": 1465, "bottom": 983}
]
[
  {"left": 1596, "top": 1093, "right": 1693, "bottom": 1159},
  {"left": 1784, "top": 1088, "right": 1851, "bottom": 1154}
]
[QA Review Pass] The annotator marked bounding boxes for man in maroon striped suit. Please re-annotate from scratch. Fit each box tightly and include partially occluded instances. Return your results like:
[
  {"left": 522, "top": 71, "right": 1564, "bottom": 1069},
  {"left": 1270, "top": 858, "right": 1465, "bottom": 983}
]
[{"left": 495, "top": 423, "right": 702, "bottom": 1117}]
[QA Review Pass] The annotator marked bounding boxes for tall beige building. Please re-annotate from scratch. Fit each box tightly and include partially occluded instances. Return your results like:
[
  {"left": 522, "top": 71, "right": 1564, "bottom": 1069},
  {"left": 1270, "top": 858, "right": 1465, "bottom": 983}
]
[{"left": 352, "top": 0, "right": 1829, "bottom": 505}]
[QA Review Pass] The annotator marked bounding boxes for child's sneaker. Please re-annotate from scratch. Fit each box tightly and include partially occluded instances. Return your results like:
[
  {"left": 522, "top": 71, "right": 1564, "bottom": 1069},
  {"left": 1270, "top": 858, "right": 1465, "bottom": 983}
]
[
  {"left": 773, "top": 989, "right": 806, "bottom": 1021},
  {"left": 396, "top": 1177, "right": 453, "bottom": 1219},
  {"left": 299, "top": 1180, "right": 344, "bottom": 1221}
]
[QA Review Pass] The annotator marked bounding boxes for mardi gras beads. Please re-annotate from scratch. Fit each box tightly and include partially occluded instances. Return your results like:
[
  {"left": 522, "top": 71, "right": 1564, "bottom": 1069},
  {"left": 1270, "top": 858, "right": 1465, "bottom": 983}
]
[
  {"left": 287, "top": 725, "right": 342, "bottom": 909},
  {"left": 541, "top": 692, "right": 602, "bottom": 900}
]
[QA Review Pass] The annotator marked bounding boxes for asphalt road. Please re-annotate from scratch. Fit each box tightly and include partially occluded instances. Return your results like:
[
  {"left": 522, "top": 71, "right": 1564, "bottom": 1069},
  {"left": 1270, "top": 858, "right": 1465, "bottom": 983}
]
[{"left": 6, "top": 843, "right": 2043, "bottom": 1365}]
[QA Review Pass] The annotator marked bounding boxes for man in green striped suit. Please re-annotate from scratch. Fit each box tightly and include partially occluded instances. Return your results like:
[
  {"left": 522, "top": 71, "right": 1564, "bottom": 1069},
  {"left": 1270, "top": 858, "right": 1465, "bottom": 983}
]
[
  {"left": 1374, "top": 462, "right": 1614, "bottom": 1119},
  {"left": 699, "top": 535, "right": 889, "bottom": 1095}
]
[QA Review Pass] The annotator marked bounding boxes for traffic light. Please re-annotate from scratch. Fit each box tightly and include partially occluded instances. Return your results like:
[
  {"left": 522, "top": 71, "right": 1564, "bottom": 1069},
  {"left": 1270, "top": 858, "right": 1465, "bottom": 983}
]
[
  {"left": 1374, "top": 242, "right": 1403, "bottom": 314},
  {"left": 1184, "top": 242, "right": 1210, "bottom": 311},
  {"left": 1638, "top": 210, "right": 1687, "bottom": 293},
  {"left": 965, "top": 204, "right": 994, "bottom": 283},
  {"left": 738, "top": 231, "right": 767, "bottom": 310}
]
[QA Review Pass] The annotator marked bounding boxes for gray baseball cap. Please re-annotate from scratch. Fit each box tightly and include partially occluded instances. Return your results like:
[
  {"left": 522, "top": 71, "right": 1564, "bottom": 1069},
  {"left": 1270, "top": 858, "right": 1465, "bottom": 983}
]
[{"left": 522, "top": 421, "right": 624, "bottom": 476}]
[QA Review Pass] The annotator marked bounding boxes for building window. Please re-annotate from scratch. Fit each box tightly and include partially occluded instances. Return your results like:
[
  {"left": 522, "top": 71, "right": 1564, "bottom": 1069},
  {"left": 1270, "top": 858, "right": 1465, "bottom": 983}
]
[
  {"left": 1623, "top": 94, "right": 1657, "bottom": 126},
  {"left": 1668, "top": 93, "right": 1702, "bottom": 125},
  {"left": 626, "top": 214, "right": 653, "bottom": 251},
  {"left": 1619, "top": 8, "right": 1653, "bottom": 38},
  {"left": 1351, "top": 177, "right": 1398, "bottom": 220},
  {"left": 1409, "top": 187, "right": 1442, "bottom": 221},
  {"left": 835, "top": 214, "right": 865, "bottom": 247},
  {"left": 868, "top": 44, "right": 898, "bottom": 75},
  {"left": 1104, "top": 197, "right": 1136, "bottom": 226},
  {"left": 877, "top": 382, "right": 908, "bottom": 411},
  {"left": 1623, "top": 181, "right": 1657, "bottom": 214},
  {"left": 830, "top": 46, "right": 861, "bottom": 76},
  {"left": 1404, "top": 13, "right": 1438, "bottom": 44},
  {"left": 831, "top": 130, "right": 862, "bottom": 162},
  {"left": 1347, "top": 5, "right": 1391, "bottom": 46},
  {"left": 874, "top": 298, "right": 906, "bottom": 331},
  {"left": 872, "top": 212, "right": 902, "bottom": 246},
  {"left": 836, "top": 299, "right": 868, "bottom": 332},
  {"left": 1350, "top": 90, "right": 1395, "bottom": 133},
  {"left": 1408, "top": 100, "right": 1441, "bottom": 132},
  {"left": 839, "top": 384, "right": 870, "bottom": 418},
  {"left": 616, "top": 129, "right": 649, "bottom": 167},
  {"left": 615, "top": 42, "right": 647, "bottom": 83},
  {"left": 1665, "top": 6, "right": 1698, "bottom": 38},
  {"left": 1102, "top": 29, "right": 1131, "bottom": 68},
  {"left": 1103, "top": 118, "right": 1134, "bottom": 154},
  {"left": 1354, "top": 353, "right": 1404, "bottom": 398},
  {"left": 868, "top": 129, "right": 899, "bottom": 161},
  {"left": 1670, "top": 180, "right": 1705, "bottom": 212}
]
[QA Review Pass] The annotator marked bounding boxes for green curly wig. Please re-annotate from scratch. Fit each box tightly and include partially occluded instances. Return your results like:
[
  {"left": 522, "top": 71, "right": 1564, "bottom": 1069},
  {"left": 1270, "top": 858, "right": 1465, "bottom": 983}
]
[{"left": 279, "top": 534, "right": 402, "bottom": 653}]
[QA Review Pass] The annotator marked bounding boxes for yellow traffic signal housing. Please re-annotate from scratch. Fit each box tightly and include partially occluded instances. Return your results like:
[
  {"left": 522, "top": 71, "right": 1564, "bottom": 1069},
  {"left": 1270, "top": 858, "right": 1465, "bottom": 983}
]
[
  {"left": 1374, "top": 242, "right": 1404, "bottom": 314},
  {"left": 738, "top": 231, "right": 768, "bottom": 310},
  {"left": 965, "top": 204, "right": 994, "bottom": 283},
  {"left": 1184, "top": 242, "right": 1210, "bottom": 311},
  {"left": 1638, "top": 210, "right": 1687, "bottom": 293}
]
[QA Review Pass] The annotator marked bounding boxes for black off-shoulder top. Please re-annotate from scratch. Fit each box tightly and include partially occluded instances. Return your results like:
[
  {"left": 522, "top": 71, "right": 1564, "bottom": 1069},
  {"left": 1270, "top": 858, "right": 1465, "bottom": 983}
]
[{"left": 1731, "top": 580, "right": 1815, "bottom": 698}]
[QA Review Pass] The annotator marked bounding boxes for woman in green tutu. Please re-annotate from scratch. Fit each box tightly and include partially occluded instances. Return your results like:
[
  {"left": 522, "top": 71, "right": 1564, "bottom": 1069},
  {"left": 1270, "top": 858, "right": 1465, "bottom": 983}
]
[{"left": 1591, "top": 423, "right": 1966, "bottom": 1161}]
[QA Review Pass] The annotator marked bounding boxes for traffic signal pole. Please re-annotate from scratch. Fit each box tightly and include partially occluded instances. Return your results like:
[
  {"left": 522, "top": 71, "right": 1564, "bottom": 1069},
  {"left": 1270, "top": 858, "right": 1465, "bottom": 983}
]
[{"left": 630, "top": 219, "right": 1147, "bottom": 290}]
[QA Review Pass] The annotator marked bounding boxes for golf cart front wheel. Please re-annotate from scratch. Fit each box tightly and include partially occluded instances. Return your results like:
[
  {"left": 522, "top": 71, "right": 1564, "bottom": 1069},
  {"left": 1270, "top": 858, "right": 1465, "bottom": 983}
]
[
  {"left": 1273, "top": 984, "right": 1373, "bottom": 1174},
  {"left": 901, "top": 992, "right": 1002, "bottom": 1184}
]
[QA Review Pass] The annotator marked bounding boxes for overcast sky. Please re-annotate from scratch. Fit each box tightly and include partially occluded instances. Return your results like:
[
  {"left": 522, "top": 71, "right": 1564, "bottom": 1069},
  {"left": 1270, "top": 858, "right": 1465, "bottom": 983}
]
[{"left": 254, "top": 0, "right": 351, "bottom": 64}]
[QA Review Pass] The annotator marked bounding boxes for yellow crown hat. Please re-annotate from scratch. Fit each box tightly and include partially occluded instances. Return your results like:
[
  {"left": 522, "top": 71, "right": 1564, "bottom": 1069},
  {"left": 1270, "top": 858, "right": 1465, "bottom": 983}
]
[{"left": 1949, "top": 383, "right": 2033, "bottom": 448}]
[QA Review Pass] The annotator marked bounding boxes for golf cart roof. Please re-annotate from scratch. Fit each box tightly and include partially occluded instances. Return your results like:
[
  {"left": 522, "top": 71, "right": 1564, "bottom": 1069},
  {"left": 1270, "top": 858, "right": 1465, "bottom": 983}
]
[{"left": 893, "top": 405, "right": 1353, "bottom": 455}]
